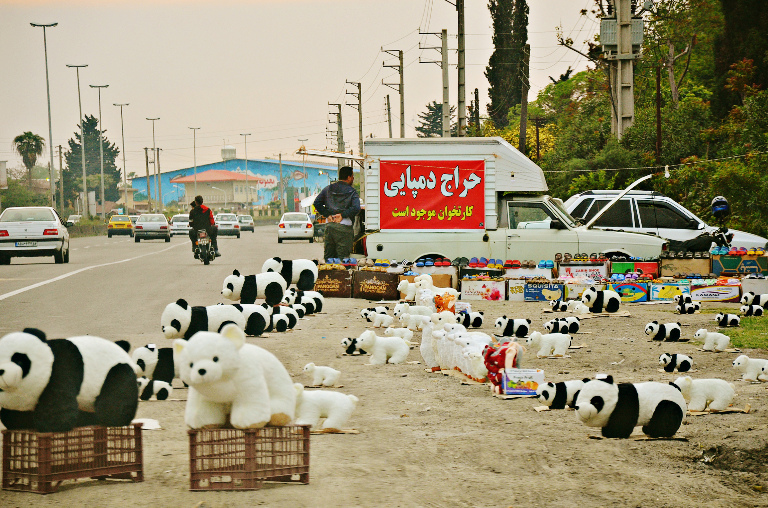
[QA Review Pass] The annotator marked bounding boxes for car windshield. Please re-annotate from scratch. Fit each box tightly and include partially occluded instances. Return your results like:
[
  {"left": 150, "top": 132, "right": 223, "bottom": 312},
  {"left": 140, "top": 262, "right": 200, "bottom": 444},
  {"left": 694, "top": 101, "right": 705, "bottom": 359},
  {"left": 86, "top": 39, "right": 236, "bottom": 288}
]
[
  {"left": 1, "top": 208, "right": 55, "bottom": 222},
  {"left": 238, "top": 216, "right": 252, "bottom": 222},
  {"left": 139, "top": 215, "right": 166, "bottom": 223},
  {"left": 218, "top": 214, "right": 236, "bottom": 221},
  {"left": 283, "top": 213, "right": 308, "bottom": 222},
  {"left": 173, "top": 215, "right": 188, "bottom": 222},
  {"left": 111, "top": 215, "right": 130, "bottom": 222}
]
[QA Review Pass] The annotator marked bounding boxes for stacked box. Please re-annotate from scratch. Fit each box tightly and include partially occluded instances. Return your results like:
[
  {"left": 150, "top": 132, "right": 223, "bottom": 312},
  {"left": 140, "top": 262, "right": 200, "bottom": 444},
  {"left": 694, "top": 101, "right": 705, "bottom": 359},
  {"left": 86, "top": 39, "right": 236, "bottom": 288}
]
[
  {"left": 608, "top": 282, "right": 649, "bottom": 302},
  {"left": 459, "top": 267, "right": 504, "bottom": 279},
  {"left": 353, "top": 271, "right": 400, "bottom": 300},
  {"left": 611, "top": 261, "right": 635, "bottom": 274},
  {"left": 507, "top": 280, "right": 526, "bottom": 301},
  {"left": 460, "top": 280, "right": 506, "bottom": 301},
  {"left": 712, "top": 255, "right": 768, "bottom": 276},
  {"left": 524, "top": 282, "right": 566, "bottom": 302},
  {"left": 634, "top": 261, "right": 660, "bottom": 278},
  {"left": 500, "top": 369, "right": 545, "bottom": 395},
  {"left": 564, "top": 283, "right": 605, "bottom": 300},
  {"left": 408, "top": 266, "right": 458, "bottom": 287},
  {"left": 690, "top": 283, "right": 741, "bottom": 303},
  {"left": 398, "top": 274, "right": 453, "bottom": 300},
  {"left": 741, "top": 278, "right": 768, "bottom": 296},
  {"left": 558, "top": 263, "right": 608, "bottom": 280},
  {"left": 660, "top": 258, "right": 711, "bottom": 277},
  {"left": 649, "top": 283, "right": 690, "bottom": 301},
  {"left": 314, "top": 270, "right": 353, "bottom": 298}
]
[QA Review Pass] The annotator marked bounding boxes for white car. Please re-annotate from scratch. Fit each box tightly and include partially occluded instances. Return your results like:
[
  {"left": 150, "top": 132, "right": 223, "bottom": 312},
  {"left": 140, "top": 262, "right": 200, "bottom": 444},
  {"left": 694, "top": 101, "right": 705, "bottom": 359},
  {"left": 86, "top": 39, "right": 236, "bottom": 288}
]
[
  {"left": 214, "top": 213, "right": 241, "bottom": 238},
  {"left": 65, "top": 214, "right": 82, "bottom": 227},
  {"left": 0, "top": 206, "right": 70, "bottom": 264},
  {"left": 238, "top": 214, "right": 255, "bottom": 232},
  {"left": 278, "top": 212, "right": 314, "bottom": 243},
  {"left": 170, "top": 214, "right": 191, "bottom": 236},
  {"left": 134, "top": 214, "right": 171, "bottom": 242}
]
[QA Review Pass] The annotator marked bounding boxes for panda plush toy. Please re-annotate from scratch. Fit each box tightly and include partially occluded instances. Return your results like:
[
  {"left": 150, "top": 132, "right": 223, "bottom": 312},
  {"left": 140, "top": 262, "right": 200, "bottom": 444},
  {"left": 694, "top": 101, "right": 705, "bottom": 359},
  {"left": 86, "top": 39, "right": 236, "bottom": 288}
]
[
  {"left": 228, "top": 304, "right": 270, "bottom": 337},
  {"left": 494, "top": 316, "right": 532, "bottom": 338},
  {"left": 221, "top": 269, "right": 288, "bottom": 307},
  {"left": 259, "top": 304, "right": 290, "bottom": 333},
  {"left": 262, "top": 257, "right": 318, "bottom": 291},
  {"left": 741, "top": 291, "right": 768, "bottom": 308},
  {"left": 456, "top": 311, "right": 484, "bottom": 328},
  {"left": 574, "top": 376, "right": 687, "bottom": 438},
  {"left": 740, "top": 305, "right": 763, "bottom": 317},
  {"left": 132, "top": 343, "right": 177, "bottom": 384},
  {"left": 644, "top": 321, "right": 682, "bottom": 342},
  {"left": 536, "top": 379, "right": 585, "bottom": 409},
  {"left": 137, "top": 376, "right": 173, "bottom": 401},
  {"left": 675, "top": 302, "right": 697, "bottom": 314},
  {"left": 549, "top": 300, "right": 569, "bottom": 312},
  {"left": 161, "top": 299, "right": 246, "bottom": 340},
  {"left": 715, "top": 312, "right": 740, "bottom": 327},
  {"left": 544, "top": 317, "right": 580, "bottom": 334},
  {"left": 283, "top": 288, "right": 325, "bottom": 313},
  {"left": 340, "top": 337, "right": 368, "bottom": 355},
  {"left": 0, "top": 328, "right": 139, "bottom": 433},
  {"left": 581, "top": 287, "right": 622, "bottom": 313},
  {"left": 659, "top": 353, "right": 693, "bottom": 373}
]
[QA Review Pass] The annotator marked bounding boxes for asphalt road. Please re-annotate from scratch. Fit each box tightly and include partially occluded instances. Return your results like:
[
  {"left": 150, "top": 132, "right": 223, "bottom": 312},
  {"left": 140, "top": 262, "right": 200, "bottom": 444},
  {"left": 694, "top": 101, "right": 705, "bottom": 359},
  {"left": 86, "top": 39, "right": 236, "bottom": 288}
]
[{"left": 0, "top": 225, "right": 325, "bottom": 341}]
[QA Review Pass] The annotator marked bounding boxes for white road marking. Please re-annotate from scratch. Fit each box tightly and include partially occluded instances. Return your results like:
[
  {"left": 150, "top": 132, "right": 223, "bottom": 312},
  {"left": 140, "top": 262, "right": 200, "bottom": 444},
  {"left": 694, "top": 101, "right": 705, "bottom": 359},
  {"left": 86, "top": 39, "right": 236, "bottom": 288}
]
[{"left": 0, "top": 243, "right": 185, "bottom": 301}]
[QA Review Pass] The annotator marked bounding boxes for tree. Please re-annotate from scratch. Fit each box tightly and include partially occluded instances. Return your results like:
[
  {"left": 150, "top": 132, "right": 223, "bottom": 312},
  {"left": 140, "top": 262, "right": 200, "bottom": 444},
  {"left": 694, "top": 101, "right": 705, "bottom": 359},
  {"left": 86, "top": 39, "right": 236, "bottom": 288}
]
[
  {"left": 415, "top": 101, "right": 456, "bottom": 137},
  {"left": 486, "top": 0, "right": 520, "bottom": 128},
  {"left": 13, "top": 131, "right": 45, "bottom": 188}
]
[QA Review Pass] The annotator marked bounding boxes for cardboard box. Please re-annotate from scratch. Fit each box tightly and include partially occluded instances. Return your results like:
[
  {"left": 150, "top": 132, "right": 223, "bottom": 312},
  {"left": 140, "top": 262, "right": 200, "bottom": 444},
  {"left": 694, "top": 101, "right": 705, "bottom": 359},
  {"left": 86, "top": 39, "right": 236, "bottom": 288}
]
[
  {"left": 660, "top": 258, "right": 712, "bottom": 277},
  {"left": 610, "top": 261, "right": 635, "bottom": 274},
  {"left": 353, "top": 271, "right": 400, "bottom": 300},
  {"left": 408, "top": 266, "right": 458, "bottom": 288},
  {"left": 649, "top": 283, "right": 690, "bottom": 301},
  {"left": 503, "top": 267, "right": 558, "bottom": 279},
  {"left": 507, "top": 279, "right": 526, "bottom": 301},
  {"left": 634, "top": 261, "right": 660, "bottom": 278},
  {"left": 460, "top": 267, "right": 504, "bottom": 280},
  {"left": 315, "top": 270, "right": 353, "bottom": 298},
  {"left": 524, "top": 283, "right": 565, "bottom": 302},
  {"left": 712, "top": 255, "right": 768, "bottom": 276},
  {"left": 608, "top": 282, "right": 649, "bottom": 302},
  {"left": 564, "top": 283, "right": 605, "bottom": 300},
  {"left": 398, "top": 274, "right": 453, "bottom": 300},
  {"left": 690, "top": 283, "right": 741, "bottom": 303},
  {"left": 500, "top": 369, "right": 545, "bottom": 395},
  {"left": 741, "top": 277, "right": 768, "bottom": 296},
  {"left": 460, "top": 279, "right": 506, "bottom": 301},
  {"left": 558, "top": 263, "right": 608, "bottom": 280}
]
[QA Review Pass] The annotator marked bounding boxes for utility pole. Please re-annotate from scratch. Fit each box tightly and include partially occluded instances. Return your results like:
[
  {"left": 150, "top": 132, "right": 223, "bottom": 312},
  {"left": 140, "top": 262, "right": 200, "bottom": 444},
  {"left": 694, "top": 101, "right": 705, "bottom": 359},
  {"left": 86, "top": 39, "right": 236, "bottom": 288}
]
[
  {"left": 156, "top": 148, "right": 161, "bottom": 209},
  {"left": 328, "top": 103, "right": 346, "bottom": 169},
  {"left": 656, "top": 65, "right": 662, "bottom": 163},
  {"left": 518, "top": 44, "right": 530, "bottom": 154},
  {"left": 57, "top": 145, "right": 64, "bottom": 211},
  {"left": 383, "top": 49, "right": 404, "bottom": 137},
  {"left": 345, "top": 81, "right": 363, "bottom": 157},
  {"left": 144, "top": 147, "right": 152, "bottom": 213},
  {"left": 457, "top": 0, "right": 466, "bottom": 136},
  {"left": 90, "top": 84, "right": 108, "bottom": 219},
  {"left": 385, "top": 95, "right": 393, "bottom": 138},
  {"left": 474, "top": 88, "right": 480, "bottom": 131},
  {"left": 419, "top": 29, "right": 451, "bottom": 137},
  {"left": 114, "top": 103, "right": 129, "bottom": 214},
  {"left": 67, "top": 64, "right": 88, "bottom": 217},
  {"left": 278, "top": 153, "right": 285, "bottom": 215},
  {"left": 31, "top": 22, "right": 58, "bottom": 209}
]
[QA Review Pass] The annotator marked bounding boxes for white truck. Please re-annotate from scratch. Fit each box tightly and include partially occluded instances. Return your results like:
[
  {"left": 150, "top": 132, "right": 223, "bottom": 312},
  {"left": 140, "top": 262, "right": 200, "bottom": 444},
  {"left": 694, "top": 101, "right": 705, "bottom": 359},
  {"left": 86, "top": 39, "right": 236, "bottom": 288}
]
[{"left": 360, "top": 137, "right": 667, "bottom": 262}]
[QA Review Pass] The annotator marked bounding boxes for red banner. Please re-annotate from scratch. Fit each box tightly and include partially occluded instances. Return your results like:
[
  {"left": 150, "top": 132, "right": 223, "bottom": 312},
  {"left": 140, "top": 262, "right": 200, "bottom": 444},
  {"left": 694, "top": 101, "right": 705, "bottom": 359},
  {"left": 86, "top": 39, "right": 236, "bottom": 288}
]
[{"left": 379, "top": 160, "right": 485, "bottom": 230}]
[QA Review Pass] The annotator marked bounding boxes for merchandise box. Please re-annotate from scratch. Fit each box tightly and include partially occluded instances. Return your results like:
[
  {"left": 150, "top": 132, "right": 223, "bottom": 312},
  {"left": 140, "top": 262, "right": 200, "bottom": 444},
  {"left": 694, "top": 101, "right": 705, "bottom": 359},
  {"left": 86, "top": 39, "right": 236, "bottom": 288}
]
[
  {"left": 610, "top": 261, "right": 635, "bottom": 274},
  {"left": 524, "top": 282, "right": 565, "bottom": 302},
  {"left": 408, "top": 265, "right": 459, "bottom": 288},
  {"left": 712, "top": 255, "right": 768, "bottom": 276},
  {"left": 460, "top": 279, "right": 506, "bottom": 301},
  {"left": 690, "top": 283, "right": 741, "bottom": 303},
  {"left": 353, "top": 271, "right": 400, "bottom": 300},
  {"left": 459, "top": 267, "right": 504, "bottom": 280},
  {"left": 558, "top": 263, "right": 607, "bottom": 280},
  {"left": 564, "top": 283, "right": 605, "bottom": 300},
  {"left": 634, "top": 261, "right": 660, "bottom": 278},
  {"left": 500, "top": 368, "right": 545, "bottom": 395},
  {"left": 398, "top": 274, "right": 453, "bottom": 300},
  {"left": 660, "top": 258, "right": 711, "bottom": 278},
  {"left": 649, "top": 283, "right": 690, "bottom": 301},
  {"left": 503, "top": 267, "right": 558, "bottom": 279},
  {"left": 741, "top": 278, "right": 768, "bottom": 296},
  {"left": 607, "top": 282, "right": 649, "bottom": 303},
  {"left": 314, "top": 270, "right": 353, "bottom": 298},
  {"left": 507, "top": 279, "right": 526, "bottom": 301}
]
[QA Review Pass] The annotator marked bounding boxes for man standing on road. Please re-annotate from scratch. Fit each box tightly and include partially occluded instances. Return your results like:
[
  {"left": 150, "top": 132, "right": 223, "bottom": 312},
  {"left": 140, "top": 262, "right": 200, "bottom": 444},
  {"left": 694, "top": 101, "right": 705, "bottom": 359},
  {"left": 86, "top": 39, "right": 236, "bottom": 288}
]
[
  {"left": 313, "top": 166, "right": 360, "bottom": 260},
  {"left": 189, "top": 195, "right": 220, "bottom": 257}
]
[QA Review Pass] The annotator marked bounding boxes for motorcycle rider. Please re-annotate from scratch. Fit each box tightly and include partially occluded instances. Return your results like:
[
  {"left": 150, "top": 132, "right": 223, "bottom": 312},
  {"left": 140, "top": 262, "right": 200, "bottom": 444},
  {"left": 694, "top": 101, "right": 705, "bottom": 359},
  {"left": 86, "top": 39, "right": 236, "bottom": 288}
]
[{"left": 189, "top": 195, "right": 220, "bottom": 257}]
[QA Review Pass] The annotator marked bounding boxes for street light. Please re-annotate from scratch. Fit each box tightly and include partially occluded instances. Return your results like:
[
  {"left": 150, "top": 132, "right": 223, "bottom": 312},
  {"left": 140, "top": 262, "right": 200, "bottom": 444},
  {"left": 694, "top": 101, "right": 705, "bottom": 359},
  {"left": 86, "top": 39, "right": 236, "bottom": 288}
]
[
  {"left": 164, "top": 184, "right": 184, "bottom": 202},
  {"left": 114, "top": 103, "right": 129, "bottom": 213},
  {"left": 146, "top": 117, "right": 160, "bottom": 212},
  {"left": 66, "top": 64, "right": 88, "bottom": 217},
  {"left": 211, "top": 186, "right": 227, "bottom": 209},
  {"left": 189, "top": 127, "right": 200, "bottom": 195},
  {"left": 90, "top": 84, "right": 108, "bottom": 219},
  {"left": 298, "top": 138, "right": 308, "bottom": 199},
  {"left": 31, "top": 22, "right": 58, "bottom": 210},
  {"left": 240, "top": 133, "right": 251, "bottom": 214}
]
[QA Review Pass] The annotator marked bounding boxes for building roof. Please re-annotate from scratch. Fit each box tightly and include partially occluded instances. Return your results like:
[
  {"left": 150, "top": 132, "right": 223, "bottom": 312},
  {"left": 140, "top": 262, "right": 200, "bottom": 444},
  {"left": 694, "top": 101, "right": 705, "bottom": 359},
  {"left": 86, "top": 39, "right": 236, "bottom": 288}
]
[{"left": 170, "top": 169, "right": 271, "bottom": 184}]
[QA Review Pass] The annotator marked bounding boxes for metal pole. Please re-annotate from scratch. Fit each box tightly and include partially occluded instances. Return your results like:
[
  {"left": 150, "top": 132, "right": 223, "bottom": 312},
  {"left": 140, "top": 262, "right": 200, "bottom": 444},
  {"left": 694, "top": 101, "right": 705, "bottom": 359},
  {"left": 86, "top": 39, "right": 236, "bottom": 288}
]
[
  {"left": 67, "top": 64, "right": 88, "bottom": 217},
  {"left": 31, "top": 23, "right": 58, "bottom": 209},
  {"left": 441, "top": 29, "right": 450, "bottom": 137},
  {"left": 147, "top": 118, "right": 160, "bottom": 211},
  {"left": 90, "top": 84, "right": 108, "bottom": 219},
  {"left": 114, "top": 103, "right": 129, "bottom": 213},
  {"left": 399, "top": 50, "right": 405, "bottom": 138},
  {"left": 58, "top": 145, "right": 63, "bottom": 210},
  {"left": 189, "top": 127, "right": 200, "bottom": 196},
  {"left": 298, "top": 138, "right": 308, "bottom": 202},
  {"left": 241, "top": 133, "right": 251, "bottom": 214},
  {"left": 144, "top": 147, "right": 152, "bottom": 212},
  {"left": 278, "top": 153, "right": 284, "bottom": 215},
  {"left": 457, "top": 0, "right": 466, "bottom": 136}
]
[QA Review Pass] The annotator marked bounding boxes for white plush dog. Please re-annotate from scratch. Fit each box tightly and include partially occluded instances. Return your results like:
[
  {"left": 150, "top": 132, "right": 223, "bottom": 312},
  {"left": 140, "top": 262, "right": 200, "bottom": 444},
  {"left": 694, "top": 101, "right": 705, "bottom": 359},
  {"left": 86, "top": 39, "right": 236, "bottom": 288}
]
[
  {"left": 393, "top": 302, "right": 433, "bottom": 318},
  {"left": 526, "top": 331, "right": 571, "bottom": 358},
  {"left": 397, "top": 279, "right": 417, "bottom": 301},
  {"left": 293, "top": 383, "right": 358, "bottom": 431},
  {"left": 732, "top": 355, "right": 768, "bottom": 382},
  {"left": 673, "top": 376, "right": 736, "bottom": 412},
  {"left": 303, "top": 363, "right": 341, "bottom": 387},
  {"left": 174, "top": 324, "right": 295, "bottom": 429},
  {"left": 356, "top": 330, "right": 410, "bottom": 365},
  {"left": 694, "top": 329, "right": 731, "bottom": 352},
  {"left": 372, "top": 313, "right": 395, "bottom": 328}
]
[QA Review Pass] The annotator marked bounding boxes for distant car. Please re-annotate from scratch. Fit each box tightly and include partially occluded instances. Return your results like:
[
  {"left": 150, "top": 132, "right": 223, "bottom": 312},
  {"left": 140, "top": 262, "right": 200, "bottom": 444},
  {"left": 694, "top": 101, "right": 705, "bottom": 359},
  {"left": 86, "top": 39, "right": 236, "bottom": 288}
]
[
  {"left": 0, "top": 206, "right": 70, "bottom": 264},
  {"left": 170, "top": 214, "right": 191, "bottom": 236},
  {"left": 215, "top": 213, "right": 241, "bottom": 238},
  {"left": 278, "top": 212, "right": 314, "bottom": 243},
  {"left": 107, "top": 214, "right": 134, "bottom": 238},
  {"left": 237, "top": 215, "right": 254, "bottom": 232},
  {"left": 66, "top": 214, "right": 82, "bottom": 227},
  {"left": 134, "top": 213, "right": 171, "bottom": 242}
]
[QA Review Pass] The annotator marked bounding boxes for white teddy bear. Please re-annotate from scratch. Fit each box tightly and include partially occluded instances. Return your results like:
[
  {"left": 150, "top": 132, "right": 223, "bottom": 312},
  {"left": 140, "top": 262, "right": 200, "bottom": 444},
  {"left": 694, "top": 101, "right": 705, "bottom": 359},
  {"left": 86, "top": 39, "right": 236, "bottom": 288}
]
[
  {"left": 694, "top": 328, "right": 731, "bottom": 352},
  {"left": 372, "top": 312, "right": 395, "bottom": 328},
  {"left": 303, "top": 363, "right": 341, "bottom": 387},
  {"left": 732, "top": 355, "right": 768, "bottom": 382},
  {"left": 174, "top": 324, "right": 295, "bottom": 429},
  {"left": 414, "top": 274, "right": 459, "bottom": 298},
  {"left": 384, "top": 327, "right": 414, "bottom": 343},
  {"left": 397, "top": 279, "right": 417, "bottom": 301},
  {"left": 399, "top": 313, "right": 431, "bottom": 331},
  {"left": 393, "top": 302, "right": 433, "bottom": 318},
  {"left": 293, "top": 383, "right": 358, "bottom": 431},
  {"left": 673, "top": 376, "right": 735, "bottom": 412},
  {"left": 526, "top": 331, "right": 571, "bottom": 358},
  {"left": 356, "top": 330, "right": 410, "bottom": 365}
]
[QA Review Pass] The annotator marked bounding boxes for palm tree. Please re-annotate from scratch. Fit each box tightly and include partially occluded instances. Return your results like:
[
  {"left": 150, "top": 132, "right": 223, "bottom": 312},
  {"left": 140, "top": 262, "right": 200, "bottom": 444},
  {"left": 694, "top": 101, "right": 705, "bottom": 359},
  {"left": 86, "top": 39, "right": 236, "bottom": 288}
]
[{"left": 13, "top": 131, "right": 46, "bottom": 188}]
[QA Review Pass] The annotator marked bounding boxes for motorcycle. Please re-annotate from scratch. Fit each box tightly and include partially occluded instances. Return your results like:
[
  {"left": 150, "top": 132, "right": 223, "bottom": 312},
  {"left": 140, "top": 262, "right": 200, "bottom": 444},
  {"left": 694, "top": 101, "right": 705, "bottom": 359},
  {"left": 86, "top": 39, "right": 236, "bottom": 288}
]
[{"left": 194, "top": 229, "right": 215, "bottom": 265}]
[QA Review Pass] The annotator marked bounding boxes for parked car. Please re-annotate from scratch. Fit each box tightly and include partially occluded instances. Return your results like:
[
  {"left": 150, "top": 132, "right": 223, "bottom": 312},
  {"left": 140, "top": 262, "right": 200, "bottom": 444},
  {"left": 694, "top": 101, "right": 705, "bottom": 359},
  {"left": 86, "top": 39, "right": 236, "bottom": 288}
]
[
  {"left": 107, "top": 215, "right": 134, "bottom": 238},
  {"left": 170, "top": 214, "right": 191, "bottom": 236},
  {"left": 134, "top": 213, "right": 171, "bottom": 242},
  {"left": 237, "top": 214, "right": 255, "bottom": 232},
  {"left": 0, "top": 206, "right": 70, "bottom": 264},
  {"left": 66, "top": 214, "right": 82, "bottom": 227},
  {"left": 278, "top": 212, "right": 314, "bottom": 243},
  {"left": 564, "top": 190, "right": 768, "bottom": 250},
  {"left": 215, "top": 213, "right": 241, "bottom": 238}
]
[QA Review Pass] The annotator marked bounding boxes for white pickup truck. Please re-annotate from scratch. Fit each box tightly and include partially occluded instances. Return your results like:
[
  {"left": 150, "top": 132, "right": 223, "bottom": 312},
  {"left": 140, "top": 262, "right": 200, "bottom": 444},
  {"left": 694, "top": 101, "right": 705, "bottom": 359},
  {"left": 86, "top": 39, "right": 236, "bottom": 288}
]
[{"left": 360, "top": 137, "right": 666, "bottom": 262}]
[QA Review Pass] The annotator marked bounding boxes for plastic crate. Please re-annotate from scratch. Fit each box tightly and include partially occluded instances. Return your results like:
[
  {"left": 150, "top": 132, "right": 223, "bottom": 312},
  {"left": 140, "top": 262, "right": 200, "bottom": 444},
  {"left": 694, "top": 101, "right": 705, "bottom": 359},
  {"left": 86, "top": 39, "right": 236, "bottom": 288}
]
[
  {"left": 188, "top": 425, "right": 310, "bottom": 491},
  {"left": 2, "top": 423, "right": 143, "bottom": 494}
]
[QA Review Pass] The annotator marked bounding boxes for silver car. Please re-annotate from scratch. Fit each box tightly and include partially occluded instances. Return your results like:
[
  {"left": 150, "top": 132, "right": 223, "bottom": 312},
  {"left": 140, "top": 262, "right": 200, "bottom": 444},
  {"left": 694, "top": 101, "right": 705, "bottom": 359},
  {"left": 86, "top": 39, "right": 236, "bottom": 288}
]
[
  {"left": 215, "top": 213, "right": 241, "bottom": 238},
  {"left": 134, "top": 214, "right": 171, "bottom": 242},
  {"left": 170, "top": 214, "right": 191, "bottom": 236},
  {"left": 277, "top": 212, "right": 314, "bottom": 243},
  {"left": 0, "top": 206, "right": 70, "bottom": 264}
]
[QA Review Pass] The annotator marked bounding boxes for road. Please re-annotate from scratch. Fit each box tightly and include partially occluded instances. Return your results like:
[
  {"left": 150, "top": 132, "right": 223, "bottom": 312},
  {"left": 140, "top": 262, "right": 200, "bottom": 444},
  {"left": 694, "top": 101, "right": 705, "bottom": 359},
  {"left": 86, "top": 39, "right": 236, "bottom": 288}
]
[{"left": 0, "top": 226, "right": 325, "bottom": 340}]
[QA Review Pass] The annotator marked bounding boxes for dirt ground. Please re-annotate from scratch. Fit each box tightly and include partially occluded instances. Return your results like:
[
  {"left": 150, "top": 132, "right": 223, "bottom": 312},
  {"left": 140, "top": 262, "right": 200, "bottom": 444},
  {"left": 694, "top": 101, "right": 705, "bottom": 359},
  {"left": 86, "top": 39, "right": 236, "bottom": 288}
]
[{"left": 4, "top": 298, "right": 768, "bottom": 508}]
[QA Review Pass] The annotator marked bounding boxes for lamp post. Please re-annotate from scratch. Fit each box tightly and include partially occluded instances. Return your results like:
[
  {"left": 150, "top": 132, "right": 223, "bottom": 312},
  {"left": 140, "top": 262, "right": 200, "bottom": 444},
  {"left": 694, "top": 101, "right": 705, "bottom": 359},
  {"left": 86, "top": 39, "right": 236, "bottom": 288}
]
[
  {"left": 89, "top": 84, "right": 108, "bottom": 219},
  {"left": 146, "top": 117, "right": 160, "bottom": 212},
  {"left": 298, "top": 138, "right": 308, "bottom": 199},
  {"left": 211, "top": 186, "right": 227, "bottom": 209},
  {"left": 66, "top": 64, "right": 88, "bottom": 217},
  {"left": 31, "top": 22, "right": 58, "bottom": 210},
  {"left": 114, "top": 103, "right": 129, "bottom": 214},
  {"left": 240, "top": 133, "right": 251, "bottom": 215},
  {"left": 189, "top": 127, "right": 200, "bottom": 195}
]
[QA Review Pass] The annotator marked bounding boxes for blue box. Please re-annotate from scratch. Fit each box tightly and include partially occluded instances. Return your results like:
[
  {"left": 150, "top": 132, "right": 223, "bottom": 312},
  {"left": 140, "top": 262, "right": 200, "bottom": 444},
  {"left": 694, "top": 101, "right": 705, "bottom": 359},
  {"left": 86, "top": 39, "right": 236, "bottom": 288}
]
[
  {"left": 524, "top": 283, "right": 565, "bottom": 302},
  {"left": 649, "top": 283, "right": 690, "bottom": 301},
  {"left": 608, "top": 282, "right": 649, "bottom": 302}
]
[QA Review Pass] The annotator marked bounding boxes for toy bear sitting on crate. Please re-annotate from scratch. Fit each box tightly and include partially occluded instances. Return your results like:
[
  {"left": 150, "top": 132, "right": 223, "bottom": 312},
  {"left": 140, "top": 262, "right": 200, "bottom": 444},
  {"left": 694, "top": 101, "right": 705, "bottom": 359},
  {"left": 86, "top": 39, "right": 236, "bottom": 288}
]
[{"left": 0, "top": 328, "right": 139, "bottom": 432}]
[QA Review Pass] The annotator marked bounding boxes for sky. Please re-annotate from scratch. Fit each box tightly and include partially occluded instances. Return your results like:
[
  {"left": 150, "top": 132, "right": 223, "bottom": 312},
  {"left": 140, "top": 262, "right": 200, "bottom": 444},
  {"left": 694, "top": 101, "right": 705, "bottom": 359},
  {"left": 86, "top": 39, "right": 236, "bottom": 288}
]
[{"left": 1, "top": 0, "right": 598, "bottom": 180}]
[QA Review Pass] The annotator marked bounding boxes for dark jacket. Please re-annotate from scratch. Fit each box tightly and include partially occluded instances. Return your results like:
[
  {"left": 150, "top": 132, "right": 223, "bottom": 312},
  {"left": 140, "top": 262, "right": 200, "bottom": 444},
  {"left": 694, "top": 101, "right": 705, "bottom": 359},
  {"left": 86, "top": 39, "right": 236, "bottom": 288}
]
[
  {"left": 314, "top": 181, "right": 361, "bottom": 220},
  {"left": 189, "top": 204, "right": 214, "bottom": 231}
]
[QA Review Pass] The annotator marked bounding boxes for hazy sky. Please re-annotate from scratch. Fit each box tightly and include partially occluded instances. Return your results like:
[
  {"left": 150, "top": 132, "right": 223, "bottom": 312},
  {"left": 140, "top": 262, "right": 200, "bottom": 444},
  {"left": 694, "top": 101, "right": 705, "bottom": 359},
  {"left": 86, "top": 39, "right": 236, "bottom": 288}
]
[{"left": 2, "top": 0, "right": 596, "bottom": 178}]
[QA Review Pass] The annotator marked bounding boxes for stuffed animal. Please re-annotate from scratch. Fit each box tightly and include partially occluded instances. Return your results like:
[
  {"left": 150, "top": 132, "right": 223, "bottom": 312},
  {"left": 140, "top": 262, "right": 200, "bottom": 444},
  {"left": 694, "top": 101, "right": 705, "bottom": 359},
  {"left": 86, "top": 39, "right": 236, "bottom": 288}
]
[
  {"left": 581, "top": 287, "right": 622, "bottom": 313},
  {"left": 0, "top": 328, "right": 139, "bottom": 432},
  {"left": 291, "top": 303, "right": 307, "bottom": 318},
  {"left": 659, "top": 353, "right": 692, "bottom": 373},
  {"left": 526, "top": 331, "right": 571, "bottom": 358},
  {"left": 174, "top": 324, "right": 295, "bottom": 429},
  {"left": 644, "top": 321, "right": 682, "bottom": 342},
  {"left": 550, "top": 300, "right": 569, "bottom": 312},
  {"left": 294, "top": 289, "right": 324, "bottom": 313},
  {"left": 221, "top": 269, "right": 287, "bottom": 306},
  {"left": 568, "top": 301, "right": 590, "bottom": 314},
  {"left": 482, "top": 341, "right": 525, "bottom": 392},
  {"left": 393, "top": 302, "right": 432, "bottom": 318},
  {"left": 413, "top": 274, "right": 460, "bottom": 298},
  {"left": 732, "top": 355, "right": 768, "bottom": 382},
  {"left": 264, "top": 311, "right": 290, "bottom": 333},
  {"left": 293, "top": 383, "right": 358, "bottom": 431},
  {"left": 132, "top": 343, "right": 177, "bottom": 384},
  {"left": 536, "top": 379, "right": 585, "bottom": 409},
  {"left": 280, "top": 289, "right": 318, "bottom": 315},
  {"left": 418, "top": 322, "right": 439, "bottom": 371},
  {"left": 741, "top": 291, "right": 768, "bottom": 308},
  {"left": 675, "top": 302, "right": 697, "bottom": 314},
  {"left": 360, "top": 306, "right": 389, "bottom": 321},
  {"left": 715, "top": 312, "right": 740, "bottom": 327},
  {"left": 340, "top": 337, "right": 367, "bottom": 355},
  {"left": 372, "top": 312, "right": 395, "bottom": 328},
  {"left": 137, "top": 376, "right": 173, "bottom": 401},
  {"left": 494, "top": 316, "right": 532, "bottom": 338},
  {"left": 161, "top": 299, "right": 246, "bottom": 340},
  {"left": 544, "top": 318, "right": 579, "bottom": 334},
  {"left": 262, "top": 257, "right": 318, "bottom": 291},
  {"left": 563, "top": 316, "right": 580, "bottom": 334},
  {"left": 303, "top": 363, "right": 341, "bottom": 387},
  {"left": 227, "top": 303, "right": 270, "bottom": 336},
  {"left": 672, "top": 376, "right": 735, "bottom": 412},
  {"left": 356, "top": 330, "right": 410, "bottom": 365},
  {"left": 384, "top": 327, "right": 414, "bottom": 343},
  {"left": 399, "top": 313, "right": 431, "bottom": 331},
  {"left": 456, "top": 311, "right": 484, "bottom": 328},
  {"left": 397, "top": 279, "right": 417, "bottom": 301},
  {"left": 673, "top": 294, "right": 693, "bottom": 305},
  {"left": 740, "top": 305, "right": 764, "bottom": 317},
  {"left": 574, "top": 376, "right": 687, "bottom": 438},
  {"left": 694, "top": 329, "right": 731, "bottom": 352},
  {"left": 273, "top": 305, "right": 299, "bottom": 329}
]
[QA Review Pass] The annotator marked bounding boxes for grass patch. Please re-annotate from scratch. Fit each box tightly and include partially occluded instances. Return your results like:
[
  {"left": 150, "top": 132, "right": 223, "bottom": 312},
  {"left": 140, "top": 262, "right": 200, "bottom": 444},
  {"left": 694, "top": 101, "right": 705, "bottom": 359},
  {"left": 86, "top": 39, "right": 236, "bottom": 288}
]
[{"left": 698, "top": 307, "right": 768, "bottom": 350}]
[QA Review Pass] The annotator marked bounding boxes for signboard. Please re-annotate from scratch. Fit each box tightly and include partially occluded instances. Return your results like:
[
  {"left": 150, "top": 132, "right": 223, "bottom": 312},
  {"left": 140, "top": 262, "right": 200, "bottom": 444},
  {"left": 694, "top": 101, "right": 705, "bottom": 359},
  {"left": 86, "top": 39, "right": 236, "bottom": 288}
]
[{"left": 379, "top": 160, "right": 485, "bottom": 230}]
